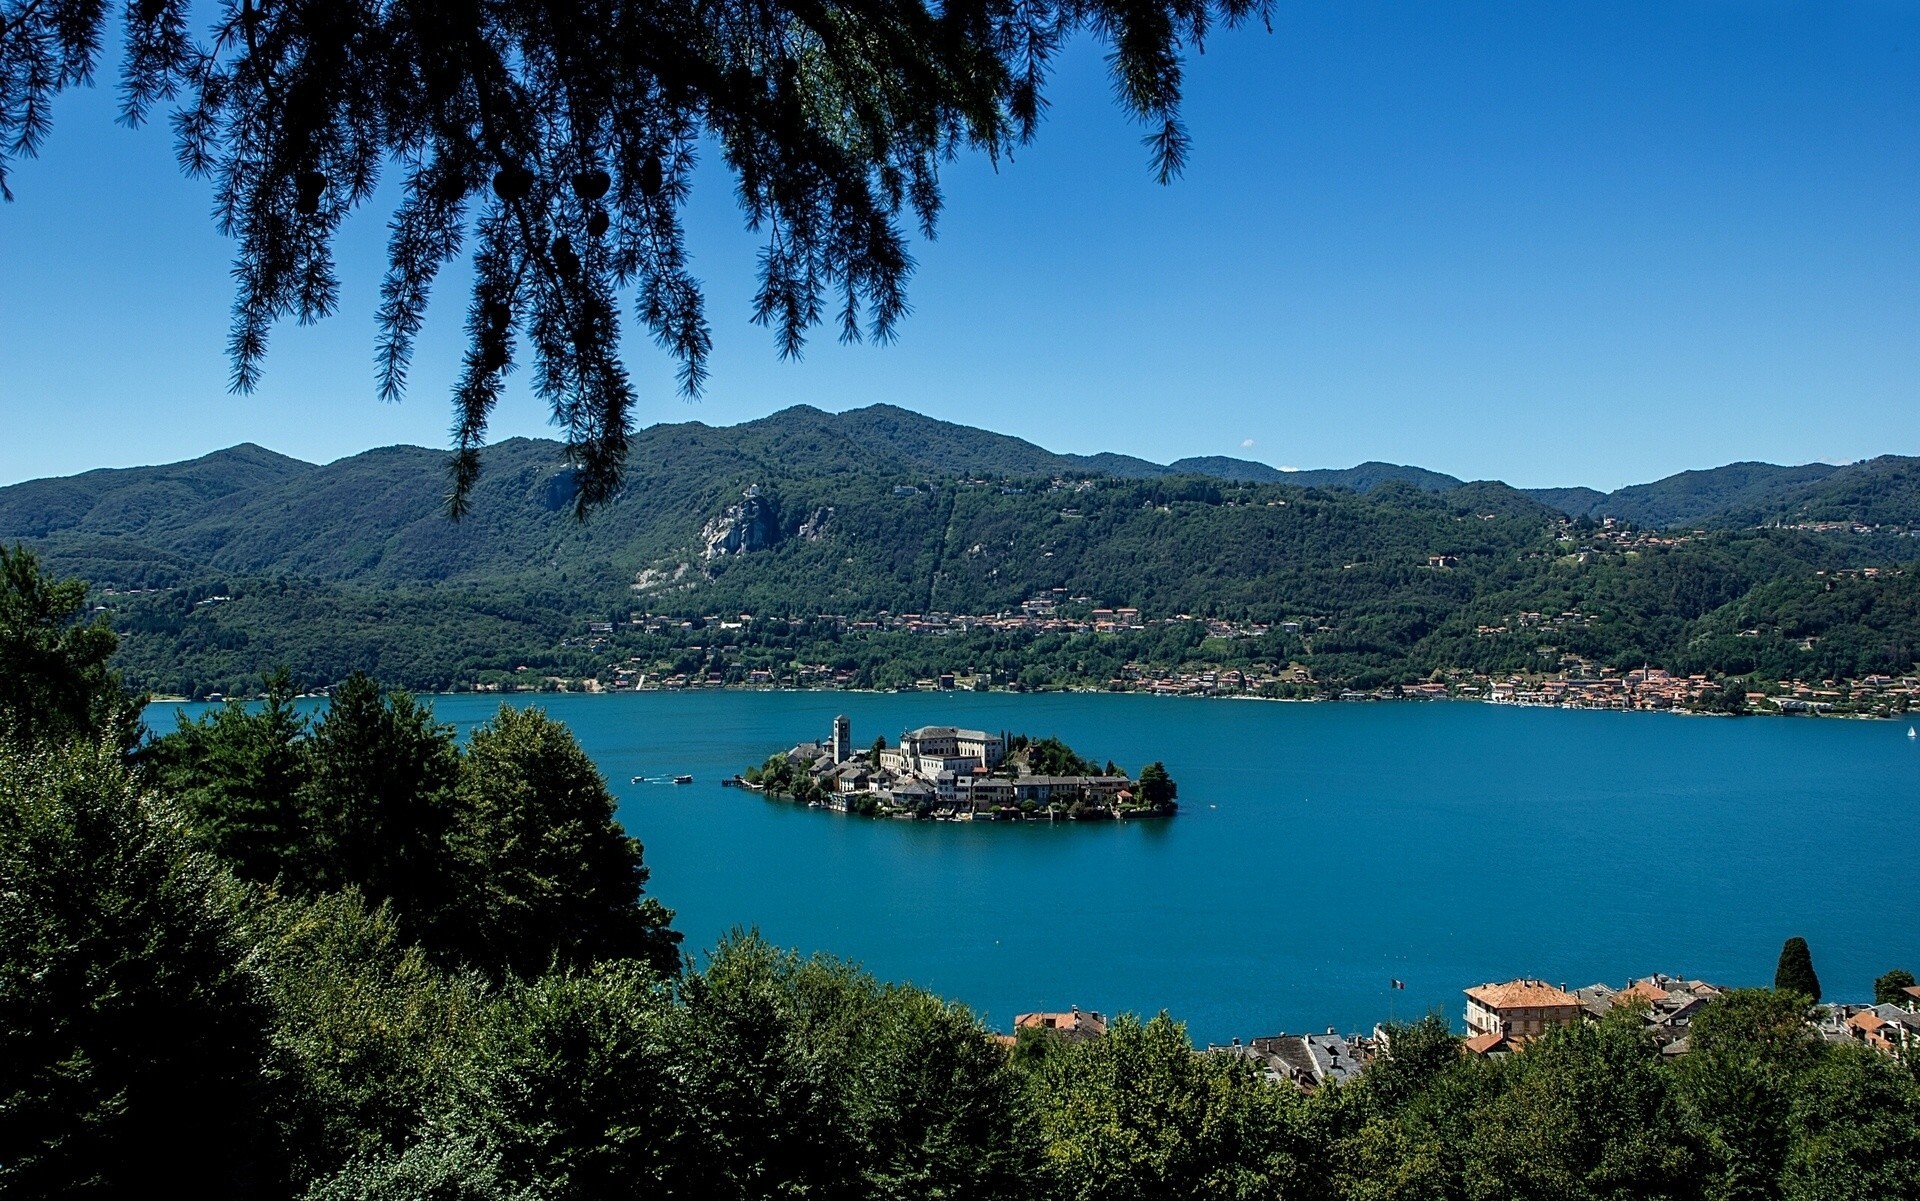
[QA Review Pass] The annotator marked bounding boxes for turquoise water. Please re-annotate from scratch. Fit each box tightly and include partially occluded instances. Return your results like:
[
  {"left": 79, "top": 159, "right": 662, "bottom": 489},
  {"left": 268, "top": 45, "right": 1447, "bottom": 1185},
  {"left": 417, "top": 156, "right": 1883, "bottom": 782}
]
[{"left": 157, "top": 692, "right": 1920, "bottom": 1043}]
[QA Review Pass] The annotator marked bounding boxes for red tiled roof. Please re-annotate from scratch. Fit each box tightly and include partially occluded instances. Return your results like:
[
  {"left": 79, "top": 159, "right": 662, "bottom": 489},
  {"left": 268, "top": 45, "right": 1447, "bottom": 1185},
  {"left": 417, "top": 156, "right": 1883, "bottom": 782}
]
[
  {"left": 1463, "top": 1031, "right": 1509, "bottom": 1056},
  {"left": 1466, "top": 980, "right": 1581, "bottom": 1009}
]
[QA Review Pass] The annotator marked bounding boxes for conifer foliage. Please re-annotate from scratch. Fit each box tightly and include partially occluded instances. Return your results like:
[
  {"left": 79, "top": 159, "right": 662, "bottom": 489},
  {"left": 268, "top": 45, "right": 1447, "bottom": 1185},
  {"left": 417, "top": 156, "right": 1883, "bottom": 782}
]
[
  {"left": 1775, "top": 937, "right": 1821, "bottom": 1005},
  {"left": 0, "top": 0, "right": 1267, "bottom": 513}
]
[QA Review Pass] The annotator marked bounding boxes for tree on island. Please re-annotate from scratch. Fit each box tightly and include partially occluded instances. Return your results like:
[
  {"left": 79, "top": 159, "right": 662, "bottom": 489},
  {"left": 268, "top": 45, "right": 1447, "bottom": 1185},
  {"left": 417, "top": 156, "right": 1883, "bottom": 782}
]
[
  {"left": 1775, "top": 937, "right": 1822, "bottom": 1004},
  {"left": 1875, "top": 969, "right": 1916, "bottom": 1006},
  {"left": 1138, "top": 762, "right": 1177, "bottom": 808},
  {"left": 0, "top": 0, "right": 1259, "bottom": 513}
]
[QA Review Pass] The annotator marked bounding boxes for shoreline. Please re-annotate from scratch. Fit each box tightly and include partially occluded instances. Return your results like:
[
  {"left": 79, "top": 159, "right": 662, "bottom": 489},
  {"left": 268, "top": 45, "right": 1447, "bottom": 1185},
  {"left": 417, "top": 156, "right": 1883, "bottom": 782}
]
[{"left": 142, "top": 684, "right": 1910, "bottom": 721}]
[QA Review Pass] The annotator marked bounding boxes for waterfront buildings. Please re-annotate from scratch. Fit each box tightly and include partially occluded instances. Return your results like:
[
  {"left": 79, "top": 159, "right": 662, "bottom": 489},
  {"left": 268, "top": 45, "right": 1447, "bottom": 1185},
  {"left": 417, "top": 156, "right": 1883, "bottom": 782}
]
[{"left": 1464, "top": 979, "right": 1583, "bottom": 1051}]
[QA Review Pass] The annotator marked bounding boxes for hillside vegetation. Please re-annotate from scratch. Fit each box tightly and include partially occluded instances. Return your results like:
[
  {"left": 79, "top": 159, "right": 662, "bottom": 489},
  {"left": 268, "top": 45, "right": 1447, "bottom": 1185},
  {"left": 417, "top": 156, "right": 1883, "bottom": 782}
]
[
  {"left": 6, "top": 565, "right": 1919, "bottom": 1201},
  {"left": 1, "top": 406, "right": 1914, "bottom": 695}
]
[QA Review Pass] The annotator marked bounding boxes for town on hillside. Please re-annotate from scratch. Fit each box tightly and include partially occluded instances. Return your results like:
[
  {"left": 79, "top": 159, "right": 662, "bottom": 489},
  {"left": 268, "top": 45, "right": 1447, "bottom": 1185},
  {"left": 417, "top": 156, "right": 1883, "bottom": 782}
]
[
  {"left": 1009, "top": 972, "right": 1920, "bottom": 1092},
  {"left": 737, "top": 717, "right": 1179, "bottom": 821},
  {"left": 559, "top": 597, "right": 1919, "bottom": 719}
]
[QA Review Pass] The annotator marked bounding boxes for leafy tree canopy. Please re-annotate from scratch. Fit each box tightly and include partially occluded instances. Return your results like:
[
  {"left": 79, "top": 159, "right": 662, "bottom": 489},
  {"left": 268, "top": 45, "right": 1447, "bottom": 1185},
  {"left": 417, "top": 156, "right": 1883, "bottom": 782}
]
[
  {"left": 1873, "top": 968, "right": 1915, "bottom": 1007},
  {"left": 0, "top": 740, "right": 275, "bottom": 1198},
  {"left": 451, "top": 703, "right": 681, "bottom": 977},
  {"left": 0, "top": 0, "right": 1262, "bottom": 512},
  {"left": 0, "top": 545, "right": 139, "bottom": 749}
]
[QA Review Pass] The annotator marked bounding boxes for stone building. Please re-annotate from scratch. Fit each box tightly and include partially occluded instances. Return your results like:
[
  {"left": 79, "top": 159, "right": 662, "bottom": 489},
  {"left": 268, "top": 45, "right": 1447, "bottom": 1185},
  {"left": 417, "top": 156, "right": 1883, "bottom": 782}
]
[{"left": 1464, "top": 979, "right": 1583, "bottom": 1044}]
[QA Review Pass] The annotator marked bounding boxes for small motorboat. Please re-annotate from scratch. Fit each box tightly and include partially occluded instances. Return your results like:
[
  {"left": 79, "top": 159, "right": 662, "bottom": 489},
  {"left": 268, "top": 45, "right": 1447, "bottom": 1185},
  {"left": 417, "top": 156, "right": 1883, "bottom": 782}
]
[
  {"left": 630, "top": 775, "right": 646, "bottom": 783},
  {"left": 673, "top": 774, "right": 694, "bottom": 785}
]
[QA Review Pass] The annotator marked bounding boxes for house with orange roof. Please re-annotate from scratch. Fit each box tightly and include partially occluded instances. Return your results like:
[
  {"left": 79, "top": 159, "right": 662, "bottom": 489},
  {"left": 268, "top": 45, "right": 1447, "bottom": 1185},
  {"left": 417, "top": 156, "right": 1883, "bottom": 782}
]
[
  {"left": 1014, "top": 1006, "right": 1108, "bottom": 1043},
  {"left": 1464, "top": 979, "right": 1582, "bottom": 1045},
  {"left": 1847, "top": 1005, "right": 1920, "bottom": 1057}
]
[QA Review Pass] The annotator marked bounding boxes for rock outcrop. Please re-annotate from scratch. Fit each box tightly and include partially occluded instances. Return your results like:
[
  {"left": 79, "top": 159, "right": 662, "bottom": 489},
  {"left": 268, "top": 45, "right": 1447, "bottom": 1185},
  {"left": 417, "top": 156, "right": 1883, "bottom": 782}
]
[{"left": 702, "top": 486, "right": 781, "bottom": 559}]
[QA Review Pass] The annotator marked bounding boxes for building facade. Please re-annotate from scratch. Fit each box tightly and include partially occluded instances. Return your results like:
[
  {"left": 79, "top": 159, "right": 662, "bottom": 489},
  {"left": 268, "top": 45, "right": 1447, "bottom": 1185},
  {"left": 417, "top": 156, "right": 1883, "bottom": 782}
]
[{"left": 1465, "top": 979, "right": 1583, "bottom": 1042}]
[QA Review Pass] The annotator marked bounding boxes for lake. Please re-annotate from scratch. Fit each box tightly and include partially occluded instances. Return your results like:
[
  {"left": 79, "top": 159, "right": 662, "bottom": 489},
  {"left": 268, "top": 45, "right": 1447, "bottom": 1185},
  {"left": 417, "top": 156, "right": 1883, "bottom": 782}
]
[{"left": 158, "top": 691, "right": 1919, "bottom": 1044}]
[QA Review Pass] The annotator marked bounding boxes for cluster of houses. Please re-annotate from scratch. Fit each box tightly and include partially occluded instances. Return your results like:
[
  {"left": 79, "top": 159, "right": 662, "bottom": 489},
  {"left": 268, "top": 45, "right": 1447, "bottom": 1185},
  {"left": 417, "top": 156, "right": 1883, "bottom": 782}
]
[
  {"left": 1011, "top": 975, "right": 1920, "bottom": 1092},
  {"left": 1487, "top": 668, "right": 1731, "bottom": 711},
  {"left": 763, "top": 717, "right": 1161, "bottom": 820}
]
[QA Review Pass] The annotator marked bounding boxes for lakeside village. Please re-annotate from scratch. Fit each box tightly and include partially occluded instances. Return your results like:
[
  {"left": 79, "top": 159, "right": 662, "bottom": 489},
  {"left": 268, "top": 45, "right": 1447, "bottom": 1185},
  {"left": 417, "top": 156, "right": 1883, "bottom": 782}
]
[
  {"left": 734, "top": 717, "right": 1179, "bottom": 821},
  {"left": 529, "top": 591, "right": 1920, "bottom": 719},
  {"left": 1014, "top": 973, "right": 1920, "bottom": 1092}
]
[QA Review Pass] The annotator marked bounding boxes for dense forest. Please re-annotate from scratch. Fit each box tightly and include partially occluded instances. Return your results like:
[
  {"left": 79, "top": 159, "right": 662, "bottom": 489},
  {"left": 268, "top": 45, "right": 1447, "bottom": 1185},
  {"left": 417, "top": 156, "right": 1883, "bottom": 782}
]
[
  {"left": 7, "top": 548, "right": 1920, "bottom": 1201},
  {"left": 1, "top": 406, "right": 1915, "bottom": 697}
]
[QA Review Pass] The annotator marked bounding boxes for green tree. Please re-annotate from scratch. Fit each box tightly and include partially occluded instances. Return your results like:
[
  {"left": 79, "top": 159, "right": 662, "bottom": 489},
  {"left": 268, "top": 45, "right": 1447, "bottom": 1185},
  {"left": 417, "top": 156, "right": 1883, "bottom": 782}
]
[
  {"left": 450, "top": 704, "right": 680, "bottom": 978},
  {"left": 1022, "top": 735, "right": 1097, "bottom": 776},
  {"left": 1355, "top": 1012, "right": 1464, "bottom": 1117},
  {"left": 834, "top": 979, "right": 1034, "bottom": 1199},
  {"left": 0, "top": 741, "right": 276, "bottom": 1198},
  {"left": 1, "top": 1, "right": 1251, "bottom": 512},
  {"left": 245, "top": 889, "right": 482, "bottom": 1185},
  {"left": 1775, "top": 938, "right": 1821, "bottom": 1004},
  {"left": 1779, "top": 1044, "right": 1920, "bottom": 1201},
  {"left": 308, "top": 962, "right": 699, "bottom": 1200},
  {"left": 146, "top": 669, "right": 314, "bottom": 886},
  {"left": 1138, "top": 760, "right": 1179, "bottom": 807},
  {"left": 301, "top": 674, "right": 460, "bottom": 937},
  {"left": 1677, "top": 989, "right": 1823, "bottom": 1201},
  {"left": 1873, "top": 969, "right": 1915, "bottom": 1007},
  {"left": 1027, "top": 1011, "right": 1319, "bottom": 1201},
  {"left": 0, "top": 546, "right": 139, "bottom": 750},
  {"left": 1460, "top": 1013, "right": 1701, "bottom": 1201},
  {"left": 680, "top": 933, "right": 862, "bottom": 1198}
]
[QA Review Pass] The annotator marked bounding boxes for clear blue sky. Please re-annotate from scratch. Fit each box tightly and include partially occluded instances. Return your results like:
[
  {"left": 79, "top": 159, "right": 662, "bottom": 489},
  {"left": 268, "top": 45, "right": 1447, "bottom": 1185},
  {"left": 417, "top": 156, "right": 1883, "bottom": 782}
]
[{"left": 2, "top": 1, "right": 1915, "bottom": 490}]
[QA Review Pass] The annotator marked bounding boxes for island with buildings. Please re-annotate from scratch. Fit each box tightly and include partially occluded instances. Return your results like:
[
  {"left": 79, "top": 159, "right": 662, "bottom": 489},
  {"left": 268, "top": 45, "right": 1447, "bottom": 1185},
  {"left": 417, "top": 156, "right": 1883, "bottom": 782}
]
[{"left": 739, "top": 716, "right": 1178, "bottom": 821}]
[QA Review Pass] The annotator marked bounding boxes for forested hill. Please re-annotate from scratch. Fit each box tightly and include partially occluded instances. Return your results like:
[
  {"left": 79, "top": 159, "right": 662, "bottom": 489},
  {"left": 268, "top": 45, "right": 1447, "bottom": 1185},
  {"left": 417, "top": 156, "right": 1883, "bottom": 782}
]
[{"left": 1, "top": 404, "right": 1916, "bottom": 695}]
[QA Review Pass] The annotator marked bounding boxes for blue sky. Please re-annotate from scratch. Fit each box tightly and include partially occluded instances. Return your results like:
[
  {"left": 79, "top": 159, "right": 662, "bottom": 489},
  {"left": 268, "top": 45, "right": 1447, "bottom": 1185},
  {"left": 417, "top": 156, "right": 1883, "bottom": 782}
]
[{"left": 1, "top": 1, "right": 1915, "bottom": 490}]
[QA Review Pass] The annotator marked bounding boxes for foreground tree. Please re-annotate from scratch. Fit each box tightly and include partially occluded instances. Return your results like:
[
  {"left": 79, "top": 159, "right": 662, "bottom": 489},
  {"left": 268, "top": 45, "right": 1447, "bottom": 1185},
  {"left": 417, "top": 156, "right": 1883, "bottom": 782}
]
[
  {"left": 450, "top": 704, "right": 680, "bottom": 977},
  {"left": 1677, "top": 989, "right": 1823, "bottom": 1201},
  {"left": 1874, "top": 969, "right": 1915, "bottom": 1007},
  {"left": 0, "top": 741, "right": 275, "bottom": 1198},
  {"left": 0, "top": 0, "right": 1263, "bottom": 512},
  {"left": 147, "top": 669, "right": 313, "bottom": 885},
  {"left": 300, "top": 673, "right": 461, "bottom": 934},
  {"left": 0, "top": 546, "right": 139, "bottom": 749},
  {"left": 1027, "top": 1011, "right": 1321, "bottom": 1200},
  {"left": 1780, "top": 1044, "right": 1920, "bottom": 1201}
]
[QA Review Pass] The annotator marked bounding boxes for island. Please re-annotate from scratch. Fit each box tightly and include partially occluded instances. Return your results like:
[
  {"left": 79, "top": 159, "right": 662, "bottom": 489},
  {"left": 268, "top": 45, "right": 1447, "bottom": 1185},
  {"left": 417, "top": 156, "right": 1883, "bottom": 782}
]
[{"left": 737, "top": 717, "right": 1178, "bottom": 821}]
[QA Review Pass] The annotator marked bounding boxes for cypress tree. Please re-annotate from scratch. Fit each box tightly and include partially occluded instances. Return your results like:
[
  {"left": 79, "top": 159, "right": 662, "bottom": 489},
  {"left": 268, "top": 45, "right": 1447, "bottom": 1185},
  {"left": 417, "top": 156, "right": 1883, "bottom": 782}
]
[{"left": 1775, "top": 937, "right": 1821, "bottom": 1004}]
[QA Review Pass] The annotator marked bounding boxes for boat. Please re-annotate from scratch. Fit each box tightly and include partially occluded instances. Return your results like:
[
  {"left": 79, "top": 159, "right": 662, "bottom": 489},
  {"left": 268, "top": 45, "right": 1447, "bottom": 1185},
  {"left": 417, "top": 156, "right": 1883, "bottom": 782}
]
[
  {"left": 1909, "top": 726, "right": 1916, "bottom": 740},
  {"left": 673, "top": 774, "right": 694, "bottom": 785},
  {"left": 630, "top": 775, "right": 645, "bottom": 783}
]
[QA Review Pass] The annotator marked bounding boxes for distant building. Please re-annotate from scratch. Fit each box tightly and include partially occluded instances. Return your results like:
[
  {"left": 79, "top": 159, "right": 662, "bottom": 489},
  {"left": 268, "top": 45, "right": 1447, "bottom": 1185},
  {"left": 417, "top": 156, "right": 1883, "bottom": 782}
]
[
  {"left": 831, "top": 714, "right": 851, "bottom": 764},
  {"left": 1015, "top": 1007, "right": 1108, "bottom": 1043},
  {"left": 1465, "top": 979, "right": 1582, "bottom": 1043},
  {"left": 1848, "top": 1004, "right": 1920, "bottom": 1057},
  {"left": 1210, "top": 1029, "right": 1375, "bottom": 1089},
  {"left": 879, "top": 725, "right": 1008, "bottom": 777},
  {"left": 1573, "top": 973, "right": 1722, "bottom": 1054}
]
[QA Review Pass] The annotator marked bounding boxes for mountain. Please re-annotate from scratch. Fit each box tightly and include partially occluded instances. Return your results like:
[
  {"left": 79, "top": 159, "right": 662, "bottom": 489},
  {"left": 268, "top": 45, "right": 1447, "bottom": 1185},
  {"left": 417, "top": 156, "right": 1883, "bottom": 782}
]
[
  {"left": 1160, "top": 458, "right": 1464, "bottom": 491},
  {"left": 1518, "top": 486, "right": 1607, "bottom": 517},
  {"left": 2, "top": 405, "right": 1915, "bottom": 697},
  {"left": 1519, "top": 458, "right": 1920, "bottom": 529},
  {"left": 1540, "top": 462, "right": 1844, "bottom": 527}
]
